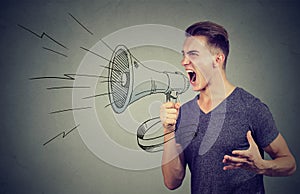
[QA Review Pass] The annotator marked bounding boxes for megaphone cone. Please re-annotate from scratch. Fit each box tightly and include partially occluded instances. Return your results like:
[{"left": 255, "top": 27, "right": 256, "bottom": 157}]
[{"left": 108, "top": 45, "right": 189, "bottom": 114}]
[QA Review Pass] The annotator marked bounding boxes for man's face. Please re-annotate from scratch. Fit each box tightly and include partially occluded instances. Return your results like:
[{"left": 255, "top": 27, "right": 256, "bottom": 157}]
[{"left": 181, "top": 36, "right": 215, "bottom": 92}]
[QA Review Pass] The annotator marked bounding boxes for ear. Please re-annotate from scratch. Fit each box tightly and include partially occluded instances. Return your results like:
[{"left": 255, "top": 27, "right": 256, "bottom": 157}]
[
  {"left": 216, "top": 53, "right": 225, "bottom": 64},
  {"left": 213, "top": 53, "right": 225, "bottom": 68}
]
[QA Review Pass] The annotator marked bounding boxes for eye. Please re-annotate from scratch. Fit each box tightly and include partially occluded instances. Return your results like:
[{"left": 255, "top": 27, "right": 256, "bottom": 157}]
[{"left": 188, "top": 52, "right": 199, "bottom": 57}]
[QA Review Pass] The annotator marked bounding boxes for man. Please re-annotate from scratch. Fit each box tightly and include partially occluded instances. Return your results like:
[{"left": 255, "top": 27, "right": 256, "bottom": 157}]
[{"left": 160, "top": 21, "right": 296, "bottom": 194}]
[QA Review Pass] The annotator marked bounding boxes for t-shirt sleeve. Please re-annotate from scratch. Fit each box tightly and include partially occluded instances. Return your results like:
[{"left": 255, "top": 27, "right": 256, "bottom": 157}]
[{"left": 249, "top": 99, "right": 279, "bottom": 148}]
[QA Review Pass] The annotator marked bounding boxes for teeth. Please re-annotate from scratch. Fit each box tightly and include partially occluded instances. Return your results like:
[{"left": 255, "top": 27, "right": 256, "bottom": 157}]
[{"left": 186, "top": 70, "right": 194, "bottom": 73}]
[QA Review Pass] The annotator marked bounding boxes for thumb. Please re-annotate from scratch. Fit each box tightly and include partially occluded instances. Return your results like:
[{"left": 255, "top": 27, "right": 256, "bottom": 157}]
[
  {"left": 246, "top": 131, "right": 256, "bottom": 146},
  {"left": 175, "top": 102, "right": 181, "bottom": 110}
]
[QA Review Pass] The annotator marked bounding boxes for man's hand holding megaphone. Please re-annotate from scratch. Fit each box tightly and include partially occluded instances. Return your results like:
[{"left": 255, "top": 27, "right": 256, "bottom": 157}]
[{"left": 160, "top": 102, "right": 181, "bottom": 133}]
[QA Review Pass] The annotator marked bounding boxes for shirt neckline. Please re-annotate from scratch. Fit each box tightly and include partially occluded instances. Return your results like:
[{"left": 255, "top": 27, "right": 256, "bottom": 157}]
[{"left": 194, "top": 87, "right": 239, "bottom": 115}]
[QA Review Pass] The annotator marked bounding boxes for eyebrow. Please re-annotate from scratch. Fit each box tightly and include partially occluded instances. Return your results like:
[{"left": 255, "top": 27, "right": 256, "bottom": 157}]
[{"left": 181, "top": 50, "right": 200, "bottom": 55}]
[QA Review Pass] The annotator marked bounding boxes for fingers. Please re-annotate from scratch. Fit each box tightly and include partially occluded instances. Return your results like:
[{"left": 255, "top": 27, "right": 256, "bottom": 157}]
[
  {"left": 174, "top": 102, "right": 181, "bottom": 110},
  {"left": 160, "top": 102, "right": 181, "bottom": 131},
  {"left": 231, "top": 150, "right": 248, "bottom": 157},
  {"left": 223, "top": 157, "right": 244, "bottom": 170},
  {"left": 223, "top": 155, "right": 249, "bottom": 163},
  {"left": 223, "top": 131, "right": 262, "bottom": 172},
  {"left": 222, "top": 155, "right": 251, "bottom": 171},
  {"left": 162, "top": 102, "right": 181, "bottom": 110},
  {"left": 223, "top": 164, "right": 243, "bottom": 170}
]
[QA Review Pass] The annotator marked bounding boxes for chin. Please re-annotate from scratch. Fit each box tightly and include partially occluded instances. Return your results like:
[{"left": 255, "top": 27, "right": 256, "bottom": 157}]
[
  {"left": 192, "top": 83, "right": 208, "bottom": 92},
  {"left": 191, "top": 85, "right": 202, "bottom": 92}
]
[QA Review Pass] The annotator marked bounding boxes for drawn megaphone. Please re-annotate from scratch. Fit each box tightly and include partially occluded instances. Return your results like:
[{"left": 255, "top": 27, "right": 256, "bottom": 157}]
[{"left": 108, "top": 45, "right": 189, "bottom": 114}]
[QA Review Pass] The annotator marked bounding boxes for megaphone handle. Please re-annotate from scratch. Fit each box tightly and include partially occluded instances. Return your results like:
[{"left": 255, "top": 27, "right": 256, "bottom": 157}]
[
  {"left": 137, "top": 91, "right": 179, "bottom": 153},
  {"left": 166, "top": 91, "right": 178, "bottom": 102},
  {"left": 165, "top": 91, "right": 179, "bottom": 131},
  {"left": 166, "top": 92, "right": 170, "bottom": 102}
]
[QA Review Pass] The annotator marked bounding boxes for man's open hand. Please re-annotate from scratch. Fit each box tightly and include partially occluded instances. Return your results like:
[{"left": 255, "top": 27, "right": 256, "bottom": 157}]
[{"left": 223, "top": 131, "right": 266, "bottom": 174}]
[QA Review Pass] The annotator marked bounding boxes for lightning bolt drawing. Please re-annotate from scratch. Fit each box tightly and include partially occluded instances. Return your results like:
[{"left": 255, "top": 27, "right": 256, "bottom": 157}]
[
  {"left": 43, "top": 124, "right": 80, "bottom": 146},
  {"left": 17, "top": 24, "right": 68, "bottom": 50},
  {"left": 42, "top": 47, "right": 68, "bottom": 58}
]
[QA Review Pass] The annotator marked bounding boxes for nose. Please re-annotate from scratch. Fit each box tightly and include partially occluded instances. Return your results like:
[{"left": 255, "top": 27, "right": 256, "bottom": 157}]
[{"left": 181, "top": 55, "right": 191, "bottom": 66}]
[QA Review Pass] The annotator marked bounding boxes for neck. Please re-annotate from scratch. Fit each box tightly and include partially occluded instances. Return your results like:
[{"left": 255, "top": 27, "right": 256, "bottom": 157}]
[{"left": 198, "top": 70, "right": 235, "bottom": 113}]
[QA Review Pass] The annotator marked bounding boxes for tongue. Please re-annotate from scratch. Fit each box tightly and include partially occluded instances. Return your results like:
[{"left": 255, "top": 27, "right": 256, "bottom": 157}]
[{"left": 188, "top": 72, "right": 196, "bottom": 82}]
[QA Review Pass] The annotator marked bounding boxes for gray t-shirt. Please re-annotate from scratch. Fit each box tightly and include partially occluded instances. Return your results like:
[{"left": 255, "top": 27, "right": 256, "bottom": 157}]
[{"left": 175, "top": 87, "right": 279, "bottom": 194}]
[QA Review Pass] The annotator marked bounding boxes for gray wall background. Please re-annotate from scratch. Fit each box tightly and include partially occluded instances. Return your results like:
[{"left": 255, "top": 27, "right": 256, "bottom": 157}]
[{"left": 1, "top": 0, "right": 299, "bottom": 193}]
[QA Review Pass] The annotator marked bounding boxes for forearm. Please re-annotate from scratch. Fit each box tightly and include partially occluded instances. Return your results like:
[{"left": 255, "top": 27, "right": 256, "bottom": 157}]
[
  {"left": 261, "top": 155, "right": 296, "bottom": 177},
  {"left": 261, "top": 133, "right": 297, "bottom": 177},
  {"left": 162, "top": 129, "right": 186, "bottom": 190}
]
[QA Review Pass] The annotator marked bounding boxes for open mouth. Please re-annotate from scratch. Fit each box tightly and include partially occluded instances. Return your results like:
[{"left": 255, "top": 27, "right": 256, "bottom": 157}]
[{"left": 187, "top": 70, "right": 196, "bottom": 83}]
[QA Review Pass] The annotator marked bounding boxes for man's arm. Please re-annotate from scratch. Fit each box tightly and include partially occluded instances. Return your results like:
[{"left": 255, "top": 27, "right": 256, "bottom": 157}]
[
  {"left": 261, "top": 133, "right": 296, "bottom": 176},
  {"left": 160, "top": 102, "right": 186, "bottom": 190},
  {"left": 223, "top": 131, "right": 296, "bottom": 176},
  {"left": 162, "top": 130, "right": 186, "bottom": 190}
]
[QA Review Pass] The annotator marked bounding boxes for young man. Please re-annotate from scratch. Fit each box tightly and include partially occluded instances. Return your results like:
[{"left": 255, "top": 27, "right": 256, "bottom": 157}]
[{"left": 160, "top": 21, "right": 296, "bottom": 194}]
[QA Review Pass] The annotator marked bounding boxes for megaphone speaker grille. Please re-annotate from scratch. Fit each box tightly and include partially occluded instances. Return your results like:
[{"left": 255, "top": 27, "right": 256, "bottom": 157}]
[{"left": 108, "top": 45, "right": 133, "bottom": 113}]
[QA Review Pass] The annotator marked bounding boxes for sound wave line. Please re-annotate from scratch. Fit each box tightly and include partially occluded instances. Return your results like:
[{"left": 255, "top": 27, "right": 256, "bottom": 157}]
[
  {"left": 30, "top": 74, "right": 75, "bottom": 80},
  {"left": 80, "top": 46, "right": 112, "bottom": 62},
  {"left": 68, "top": 12, "right": 93, "bottom": 35},
  {"left": 17, "top": 24, "right": 68, "bottom": 49},
  {"left": 80, "top": 47, "right": 123, "bottom": 73},
  {"left": 47, "top": 86, "right": 90, "bottom": 90},
  {"left": 82, "top": 92, "right": 111, "bottom": 99},
  {"left": 49, "top": 106, "right": 92, "bottom": 114},
  {"left": 99, "top": 65, "right": 121, "bottom": 73},
  {"left": 104, "top": 99, "right": 123, "bottom": 108},
  {"left": 100, "top": 80, "right": 122, "bottom": 83},
  {"left": 29, "top": 73, "right": 106, "bottom": 81},
  {"left": 100, "top": 39, "right": 114, "bottom": 52},
  {"left": 43, "top": 124, "right": 80, "bottom": 146}
]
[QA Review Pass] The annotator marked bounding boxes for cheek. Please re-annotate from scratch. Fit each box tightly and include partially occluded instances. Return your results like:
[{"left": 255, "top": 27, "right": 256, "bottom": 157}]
[
  {"left": 193, "top": 55, "right": 214, "bottom": 72},
  {"left": 195, "top": 63, "right": 213, "bottom": 81},
  {"left": 195, "top": 71, "right": 208, "bottom": 87}
]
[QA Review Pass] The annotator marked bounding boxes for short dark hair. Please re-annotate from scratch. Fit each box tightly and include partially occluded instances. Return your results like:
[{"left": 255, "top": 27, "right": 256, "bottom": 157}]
[{"left": 185, "top": 21, "right": 230, "bottom": 68}]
